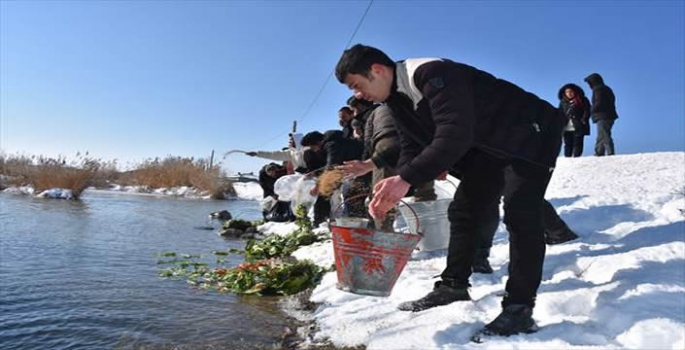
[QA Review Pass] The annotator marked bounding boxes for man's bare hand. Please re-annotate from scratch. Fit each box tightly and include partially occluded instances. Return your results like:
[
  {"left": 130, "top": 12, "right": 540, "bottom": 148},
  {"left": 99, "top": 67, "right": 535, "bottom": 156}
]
[
  {"left": 337, "top": 160, "right": 374, "bottom": 179},
  {"left": 368, "top": 175, "right": 411, "bottom": 220}
]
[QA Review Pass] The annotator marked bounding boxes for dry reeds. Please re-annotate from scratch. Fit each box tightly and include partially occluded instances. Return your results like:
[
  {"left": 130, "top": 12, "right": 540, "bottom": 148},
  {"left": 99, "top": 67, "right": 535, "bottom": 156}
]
[
  {"left": 119, "top": 156, "right": 234, "bottom": 198},
  {"left": 318, "top": 169, "right": 345, "bottom": 197},
  {"left": 0, "top": 153, "right": 104, "bottom": 198},
  {"left": 0, "top": 153, "right": 235, "bottom": 199}
]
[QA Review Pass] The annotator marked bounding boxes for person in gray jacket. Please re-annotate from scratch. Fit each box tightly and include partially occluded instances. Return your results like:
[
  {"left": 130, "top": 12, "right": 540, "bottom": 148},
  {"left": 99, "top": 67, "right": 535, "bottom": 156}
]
[{"left": 584, "top": 73, "right": 619, "bottom": 156}]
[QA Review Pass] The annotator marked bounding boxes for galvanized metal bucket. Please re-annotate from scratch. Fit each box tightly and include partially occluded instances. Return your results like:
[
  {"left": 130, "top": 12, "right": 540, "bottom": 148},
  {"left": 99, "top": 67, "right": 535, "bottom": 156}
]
[{"left": 330, "top": 195, "right": 422, "bottom": 297}]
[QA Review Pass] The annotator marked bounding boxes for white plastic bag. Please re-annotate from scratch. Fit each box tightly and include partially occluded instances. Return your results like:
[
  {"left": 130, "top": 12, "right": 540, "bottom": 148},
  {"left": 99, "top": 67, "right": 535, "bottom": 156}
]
[
  {"left": 274, "top": 174, "right": 301, "bottom": 201},
  {"left": 259, "top": 196, "right": 277, "bottom": 211},
  {"left": 274, "top": 173, "right": 316, "bottom": 207}
]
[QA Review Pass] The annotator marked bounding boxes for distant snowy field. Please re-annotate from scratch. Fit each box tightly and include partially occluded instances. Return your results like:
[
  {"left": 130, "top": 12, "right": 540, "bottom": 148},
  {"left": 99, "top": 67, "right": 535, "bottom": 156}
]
[{"left": 261, "top": 152, "right": 684, "bottom": 350}]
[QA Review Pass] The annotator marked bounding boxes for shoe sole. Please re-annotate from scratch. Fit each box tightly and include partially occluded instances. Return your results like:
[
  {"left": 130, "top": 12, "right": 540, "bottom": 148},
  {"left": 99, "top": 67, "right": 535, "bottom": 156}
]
[
  {"left": 470, "top": 324, "right": 539, "bottom": 343},
  {"left": 397, "top": 298, "right": 471, "bottom": 312}
]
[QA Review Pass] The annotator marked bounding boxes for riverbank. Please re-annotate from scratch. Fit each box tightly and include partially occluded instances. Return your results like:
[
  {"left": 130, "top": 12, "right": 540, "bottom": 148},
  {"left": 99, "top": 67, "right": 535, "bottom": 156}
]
[
  {"left": 5, "top": 152, "right": 682, "bottom": 349},
  {"left": 0, "top": 154, "right": 234, "bottom": 200}
]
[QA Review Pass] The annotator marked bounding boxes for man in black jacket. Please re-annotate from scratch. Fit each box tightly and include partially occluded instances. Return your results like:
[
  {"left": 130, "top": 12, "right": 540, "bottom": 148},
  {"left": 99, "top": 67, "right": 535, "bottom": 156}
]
[
  {"left": 301, "top": 130, "right": 365, "bottom": 169},
  {"left": 301, "top": 130, "right": 367, "bottom": 222},
  {"left": 335, "top": 44, "right": 565, "bottom": 339},
  {"left": 584, "top": 73, "right": 618, "bottom": 156}
]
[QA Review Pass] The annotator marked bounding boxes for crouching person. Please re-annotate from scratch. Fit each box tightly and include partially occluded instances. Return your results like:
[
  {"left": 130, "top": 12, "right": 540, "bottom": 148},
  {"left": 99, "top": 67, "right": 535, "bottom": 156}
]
[
  {"left": 335, "top": 44, "right": 565, "bottom": 338},
  {"left": 258, "top": 163, "right": 295, "bottom": 222}
]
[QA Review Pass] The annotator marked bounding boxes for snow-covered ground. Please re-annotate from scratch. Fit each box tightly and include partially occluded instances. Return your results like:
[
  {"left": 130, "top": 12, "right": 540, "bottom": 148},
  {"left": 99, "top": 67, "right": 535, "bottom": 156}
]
[
  {"left": 250, "top": 152, "right": 685, "bottom": 349},
  {"left": 2, "top": 182, "right": 261, "bottom": 200},
  {"left": 232, "top": 182, "right": 264, "bottom": 201}
]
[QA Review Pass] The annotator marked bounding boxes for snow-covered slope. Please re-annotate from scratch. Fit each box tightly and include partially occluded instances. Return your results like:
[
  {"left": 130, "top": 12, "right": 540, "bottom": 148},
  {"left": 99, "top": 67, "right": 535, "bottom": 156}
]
[{"left": 284, "top": 152, "right": 684, "bottom": 349}]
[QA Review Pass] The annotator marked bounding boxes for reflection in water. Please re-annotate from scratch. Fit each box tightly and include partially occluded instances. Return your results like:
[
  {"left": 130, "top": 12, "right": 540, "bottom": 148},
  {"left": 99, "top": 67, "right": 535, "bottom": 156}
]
[{"left": 0, "top": 192, "right": 293, "bottom": 350}]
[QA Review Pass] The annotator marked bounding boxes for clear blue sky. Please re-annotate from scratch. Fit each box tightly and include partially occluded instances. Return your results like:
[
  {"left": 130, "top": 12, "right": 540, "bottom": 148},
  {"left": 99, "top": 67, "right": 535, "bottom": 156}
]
[{"left": 1, "top": 0, "right": 683, "bottom": 174}]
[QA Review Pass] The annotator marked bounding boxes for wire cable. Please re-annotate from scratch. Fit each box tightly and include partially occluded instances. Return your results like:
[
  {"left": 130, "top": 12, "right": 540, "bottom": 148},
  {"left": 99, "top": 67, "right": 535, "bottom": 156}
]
[
  {"left": 297, "top": 0, "right": 374, "bottom": 126},
  {"left": 248, "top": 0, "right": 374, "bottom": 150}
]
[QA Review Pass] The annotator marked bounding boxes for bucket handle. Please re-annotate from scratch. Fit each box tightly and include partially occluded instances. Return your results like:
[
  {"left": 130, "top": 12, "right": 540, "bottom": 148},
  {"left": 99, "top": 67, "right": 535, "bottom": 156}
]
[{"left": 330, "top": 192, "right": 421, "bottom": 235}]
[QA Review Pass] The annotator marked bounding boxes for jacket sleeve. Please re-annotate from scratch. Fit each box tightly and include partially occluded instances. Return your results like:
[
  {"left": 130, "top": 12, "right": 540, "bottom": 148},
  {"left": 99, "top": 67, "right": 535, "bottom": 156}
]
[
  {"left": 582, "top": 97, "right": 591, "bottom": 123},
  {"left": 363, "top": 111, "right": 374, "bottom": 160},
  {"left": 253, "top": 150, "right": 291, "bottom": 162},
  {"left": 324, "top": 141, "right": 344, "bottom": 167},
  {"left": 369, "top": 106, "right": 400, "bottom": 169},
  {"left": 395, "top": 116, "right": 424, "bottom": 170},
  {"left": 397, "top": 61, "right": 476, "bottom": 186}
]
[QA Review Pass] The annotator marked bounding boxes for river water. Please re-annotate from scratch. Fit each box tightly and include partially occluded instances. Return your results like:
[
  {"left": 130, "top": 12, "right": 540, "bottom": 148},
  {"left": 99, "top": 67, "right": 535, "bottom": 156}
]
[{"left": 0, "top": 191, "right": 295, "bottom": 350}]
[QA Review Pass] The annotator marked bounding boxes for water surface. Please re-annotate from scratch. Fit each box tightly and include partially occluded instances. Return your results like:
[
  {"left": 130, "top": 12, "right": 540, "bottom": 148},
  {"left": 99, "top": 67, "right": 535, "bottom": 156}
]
[{"left": 0, "top": 191, "right": 292, "bottom": 349}]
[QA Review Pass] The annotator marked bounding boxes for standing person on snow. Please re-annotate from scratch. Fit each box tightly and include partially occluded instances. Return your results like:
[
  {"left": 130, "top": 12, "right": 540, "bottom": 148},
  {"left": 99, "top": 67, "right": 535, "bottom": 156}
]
[
  {"left": 558, "top": 83, "right": 591, "bottom": 157},
  {"left": 584, "top": 73, "right": 619, "bottom": 156},
  {"left": 335, "top": 44, "right": 565, "bottom": 339}
]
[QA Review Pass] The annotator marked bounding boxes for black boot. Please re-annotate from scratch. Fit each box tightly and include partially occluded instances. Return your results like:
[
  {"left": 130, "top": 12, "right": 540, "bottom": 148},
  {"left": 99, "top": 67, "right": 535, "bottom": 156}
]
[
  {"left": 472, "top": 304, "right": 538, "bottom": 341},
  {"left": 397, "top": 280, "right": 471, "bottom": 312},
  {"left": 545, "top": 226, "right": 579, "bottom": 245},
  {"left": 472, "top": 256, "right": 493, "bottom": 274}
]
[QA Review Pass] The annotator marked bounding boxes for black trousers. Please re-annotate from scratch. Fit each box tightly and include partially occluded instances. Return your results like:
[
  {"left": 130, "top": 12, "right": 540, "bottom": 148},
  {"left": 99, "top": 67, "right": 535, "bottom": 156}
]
[
  {"left": 312, "top": 196, "right": 331, "bottom": 227},
  {"left": 475, "top": 198, "right": 570, "bottom": 259},
  {"left": 441, "top": 153, "right": 552, "bottom": 308},
  {"left": 563, "top": 131, "right": 585, "bottom": 158},
  {"left": 474, "top": 204, "right": 499, "bottom": 259}
]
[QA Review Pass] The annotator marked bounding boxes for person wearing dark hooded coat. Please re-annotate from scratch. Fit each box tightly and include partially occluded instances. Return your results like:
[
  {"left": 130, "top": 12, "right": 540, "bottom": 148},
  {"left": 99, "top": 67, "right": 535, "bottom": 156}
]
[
  {"left": 558, "top": 83, "right": 591, "bottom": 157},
  {"left": 584, "top": 73, "right": 618, "bottom": 156}
]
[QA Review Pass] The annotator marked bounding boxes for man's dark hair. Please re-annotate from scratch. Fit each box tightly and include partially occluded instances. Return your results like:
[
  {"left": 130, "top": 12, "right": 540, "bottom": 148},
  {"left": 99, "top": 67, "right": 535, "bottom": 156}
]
[
  {"left": 335, "top": 44, "right": 395, "bottom": 83},
  {"left": 338, "top": 106, "right": 353, "bottom": 113},
  {"left": 300, "top": 131, "right": 325, "bottom": 147},
  {"left": 347, "top": 96, "right": 374, "bottom": 109}
]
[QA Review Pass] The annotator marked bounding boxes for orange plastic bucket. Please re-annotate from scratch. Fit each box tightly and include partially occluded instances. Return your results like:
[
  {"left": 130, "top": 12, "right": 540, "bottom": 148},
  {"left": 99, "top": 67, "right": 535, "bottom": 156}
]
[{"left": 330, "top": 196, "right": 421, "bottom": 297}]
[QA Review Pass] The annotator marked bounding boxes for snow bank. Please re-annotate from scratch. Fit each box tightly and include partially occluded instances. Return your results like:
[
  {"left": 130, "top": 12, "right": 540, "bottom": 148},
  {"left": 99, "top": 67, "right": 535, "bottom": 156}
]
[
  {"left": 262, "top": 152, "right": 685, "bottom": 349},
  {"left": 36, "top": 188, "right": 74, "bottom": 199},
  {"left": 232, "top": 182, "right": 264, "bottom": 201}
]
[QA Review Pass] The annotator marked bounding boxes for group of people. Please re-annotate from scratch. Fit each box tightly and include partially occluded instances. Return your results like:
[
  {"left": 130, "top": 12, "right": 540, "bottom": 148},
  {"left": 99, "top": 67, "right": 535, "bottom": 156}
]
[
  {"left": 247, "top": 44, "right": 620, "bottom": 339},
  {"left": 559, "top": 73, "right": 619, "bottom": 158}
]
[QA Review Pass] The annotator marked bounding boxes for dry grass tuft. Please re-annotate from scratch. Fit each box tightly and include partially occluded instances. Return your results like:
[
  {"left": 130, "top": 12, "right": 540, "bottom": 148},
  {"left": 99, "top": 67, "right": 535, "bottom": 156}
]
[
  {"left": 118, "top": 156, "right": 234, "bottom": 197},
  {"left": 318, "top": 169, "right": 345, "bottom": 197},
  {"left": 0, "top": 153, "right": 106, "bottom": 198}
]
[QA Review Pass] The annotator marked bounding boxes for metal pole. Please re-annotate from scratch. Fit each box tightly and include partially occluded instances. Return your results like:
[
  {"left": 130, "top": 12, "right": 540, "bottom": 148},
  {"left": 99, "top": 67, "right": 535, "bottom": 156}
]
[{"left": 209, "top": 149, "right": 214, "bottom": 170}]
